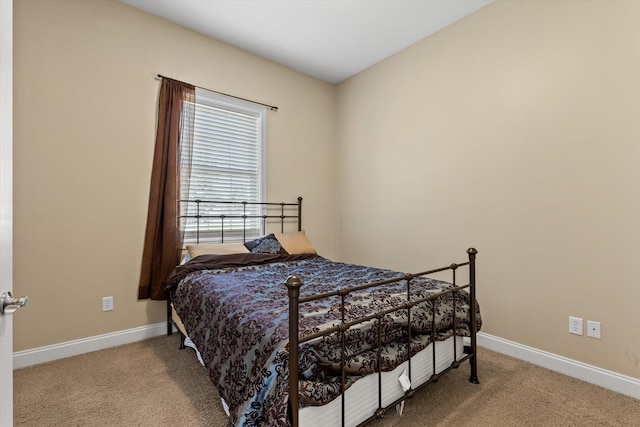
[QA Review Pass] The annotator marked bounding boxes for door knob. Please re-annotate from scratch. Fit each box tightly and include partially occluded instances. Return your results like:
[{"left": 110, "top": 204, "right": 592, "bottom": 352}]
[{"left": 1, "top": 291, "right": 28, "bottom": 315}]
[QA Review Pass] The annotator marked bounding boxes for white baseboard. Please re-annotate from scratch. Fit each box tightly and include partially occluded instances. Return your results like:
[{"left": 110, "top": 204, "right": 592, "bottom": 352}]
[
  {"left": 13, "top": 322, "right": 172, "bottom": 370},
  {"left": 477, "top": 332, "right": 640, "bottom": 400},
  {"left": 13, "top": 326, "right": 640, "bottom": 401}
]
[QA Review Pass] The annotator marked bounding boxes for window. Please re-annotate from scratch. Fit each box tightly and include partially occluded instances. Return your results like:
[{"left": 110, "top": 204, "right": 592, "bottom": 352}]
[{"left": 180, "top": 88, "right": 266, "bottom": 243}]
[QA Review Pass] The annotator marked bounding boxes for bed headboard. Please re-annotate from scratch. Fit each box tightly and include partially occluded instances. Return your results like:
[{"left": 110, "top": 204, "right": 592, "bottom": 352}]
[{"left": 178, "top": 196, "right": 303, "bottom": 244}]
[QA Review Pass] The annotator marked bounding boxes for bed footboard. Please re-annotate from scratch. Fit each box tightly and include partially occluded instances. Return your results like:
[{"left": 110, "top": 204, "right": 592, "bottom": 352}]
[{"left": 286, "top": 248, "right": 480, "bottom": 426}]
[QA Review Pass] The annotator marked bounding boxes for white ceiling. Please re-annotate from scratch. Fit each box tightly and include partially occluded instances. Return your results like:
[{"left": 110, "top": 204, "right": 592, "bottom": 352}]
[{"left": 121, "top": 0, "right": 493, "bottom": 84}]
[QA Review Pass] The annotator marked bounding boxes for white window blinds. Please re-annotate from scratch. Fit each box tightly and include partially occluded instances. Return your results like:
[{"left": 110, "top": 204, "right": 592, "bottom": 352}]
[{"left": 180, "top": 88, "right": 266, "bottom": 243}]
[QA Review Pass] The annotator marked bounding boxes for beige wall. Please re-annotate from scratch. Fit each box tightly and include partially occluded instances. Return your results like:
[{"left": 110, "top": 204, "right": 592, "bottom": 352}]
[
  {"left": 336, "top": 0, "right": 640, "bottom": 379},
  {"left": 13, "top": 0, "right": 336, "bottom": 351}
]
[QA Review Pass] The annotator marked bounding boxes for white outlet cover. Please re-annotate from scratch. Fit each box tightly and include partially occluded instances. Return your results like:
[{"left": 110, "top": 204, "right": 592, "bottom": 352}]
[
  {"left": 587, "top": 320, "right": 601, "bottom": 339},
  {"left": 569, "top": 316, "right": 583, "bottom": 335},
  {"left": 102, "top": 296, "right": 114, "bottom": 312}
]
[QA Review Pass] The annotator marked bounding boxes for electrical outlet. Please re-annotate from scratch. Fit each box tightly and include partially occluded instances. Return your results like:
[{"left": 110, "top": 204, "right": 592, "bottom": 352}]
[
  {"left": 102, "top": 296, "right": 114, "bottom": 312},
  {"left": 569, "top": 316, "right": 583, "bottom": 335},
  {"left": 587, "top": 320, "right": 601, "bottom": 339}
]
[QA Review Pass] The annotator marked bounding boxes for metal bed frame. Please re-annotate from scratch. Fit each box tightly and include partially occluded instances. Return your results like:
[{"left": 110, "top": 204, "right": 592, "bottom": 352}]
[
  {"left": 286, "top": 248, "right": 479, "bottom": 426},
  {"left": 167, "top": 197, "right": 479, "bottom": 427}
]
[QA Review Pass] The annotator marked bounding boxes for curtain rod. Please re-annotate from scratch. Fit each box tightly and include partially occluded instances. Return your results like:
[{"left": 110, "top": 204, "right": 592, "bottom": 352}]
[{"left": 156, "top": 74, "right": 278, "bottom": 112}]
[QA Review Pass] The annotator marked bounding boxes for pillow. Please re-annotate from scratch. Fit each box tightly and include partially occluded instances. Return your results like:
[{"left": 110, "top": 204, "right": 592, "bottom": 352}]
[
  {"left": 243, "top": 234, "right": 288, "bottom": 254},
  {"left": 186, "top": 242, "right": 250, "bottom": 258},
  {"left": 179, "top": 251, "right": 191, "bottom": 265},
  {"left": 275, "top": 230, "right": 317, "bottom": 255}
]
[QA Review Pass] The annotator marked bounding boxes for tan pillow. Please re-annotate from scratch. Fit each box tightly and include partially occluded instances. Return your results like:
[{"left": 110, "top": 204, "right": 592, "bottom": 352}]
[
  {"left": 186, "top": 242, "right": 250, "bottom": 258},
  {"left": 274, "top": 230, "right": 317, "bottom": 255}
]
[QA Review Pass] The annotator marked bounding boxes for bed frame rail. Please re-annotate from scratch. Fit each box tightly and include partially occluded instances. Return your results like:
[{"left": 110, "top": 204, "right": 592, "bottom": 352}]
[{"left": 286, "top": 248, "right": 479, "bottom": 427}]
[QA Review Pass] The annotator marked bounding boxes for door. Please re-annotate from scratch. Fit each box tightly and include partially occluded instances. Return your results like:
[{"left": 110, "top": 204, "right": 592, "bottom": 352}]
[{"left": 0, "top": 0, "right": 14, "bottom": 424}]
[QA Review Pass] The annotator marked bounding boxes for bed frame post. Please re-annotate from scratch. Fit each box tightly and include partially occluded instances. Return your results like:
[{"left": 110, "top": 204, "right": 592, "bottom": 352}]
[
  {"left": 167, "top": 298, "right": 172, "bottom": 336},
  {"left": 285, "top": 275, "right": 303, "bottom": 427},
  {"left": 467, "top": 247, "right": 480, "bottom": 384},
  {"left": 297, "top": 197, "right": 303, "bottom": 232}
]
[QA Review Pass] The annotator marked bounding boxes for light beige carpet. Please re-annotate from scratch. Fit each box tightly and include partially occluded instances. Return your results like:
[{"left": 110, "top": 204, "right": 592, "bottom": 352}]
[{"left": 14, "top": 334, "right": 639, "bottom": 426}]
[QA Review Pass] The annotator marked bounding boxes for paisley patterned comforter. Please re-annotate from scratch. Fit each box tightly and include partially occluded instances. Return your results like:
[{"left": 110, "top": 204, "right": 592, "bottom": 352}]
[{"left": 168, "top": 253, "right": 481, "bottom": 427}]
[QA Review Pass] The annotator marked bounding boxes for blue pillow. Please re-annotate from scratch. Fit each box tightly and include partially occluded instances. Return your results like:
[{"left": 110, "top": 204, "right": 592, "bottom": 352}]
[{"left": 244, "top": 234, "right": 288, "bottom": 254}]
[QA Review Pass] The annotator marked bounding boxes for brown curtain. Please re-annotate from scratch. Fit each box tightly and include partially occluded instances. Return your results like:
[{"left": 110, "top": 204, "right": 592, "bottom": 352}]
[{"left": 138, "top": 78, "right": 195, "bottom": 300}]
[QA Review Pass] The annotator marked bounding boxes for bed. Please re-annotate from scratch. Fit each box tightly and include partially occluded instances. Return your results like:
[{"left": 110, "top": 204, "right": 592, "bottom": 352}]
[{"left": 166, "top": 197, "right": 481, "bottom": 427}]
